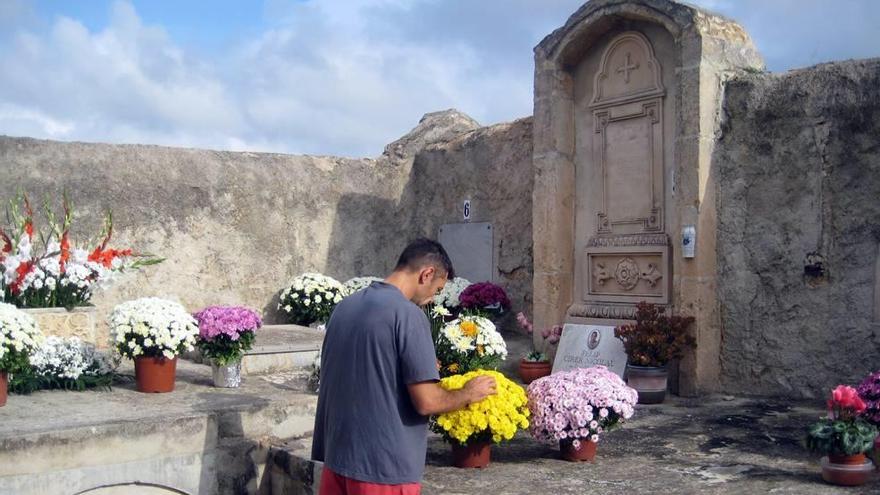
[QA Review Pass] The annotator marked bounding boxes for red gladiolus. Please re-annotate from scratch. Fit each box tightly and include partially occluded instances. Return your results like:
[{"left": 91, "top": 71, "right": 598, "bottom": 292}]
[
  {"left": 59, "top": 231, "right": 70, "bottom": 272},
  {"left": 10, "top": 260, "right": 34, "bottom": 294}
]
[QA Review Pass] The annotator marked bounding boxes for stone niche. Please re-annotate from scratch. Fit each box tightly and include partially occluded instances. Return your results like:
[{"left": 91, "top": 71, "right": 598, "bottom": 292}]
[
  {"left": 532, "top": 0, "right": 763, "bottom": 394},
  {"left": 570, "top": 26, "right": 674, "bottom": 321}
]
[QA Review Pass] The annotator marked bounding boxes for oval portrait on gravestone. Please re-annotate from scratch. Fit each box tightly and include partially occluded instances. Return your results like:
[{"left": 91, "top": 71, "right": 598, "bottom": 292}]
[{"left": 588, "top": 330, "right": 601, "bottom": 350}]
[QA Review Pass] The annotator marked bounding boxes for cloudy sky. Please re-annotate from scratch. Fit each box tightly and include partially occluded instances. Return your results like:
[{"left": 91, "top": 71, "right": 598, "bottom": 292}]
[{"left": 1, "top": 0, "right": 878, "bottom": 157}]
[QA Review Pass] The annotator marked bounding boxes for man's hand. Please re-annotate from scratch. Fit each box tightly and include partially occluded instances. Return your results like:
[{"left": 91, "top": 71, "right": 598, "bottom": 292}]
[
  {"left": 407, "top": 375, "right": 497, "bottom": 416},
  {"left": 462, "top": 375, "right": 497, "bottom": 404}
]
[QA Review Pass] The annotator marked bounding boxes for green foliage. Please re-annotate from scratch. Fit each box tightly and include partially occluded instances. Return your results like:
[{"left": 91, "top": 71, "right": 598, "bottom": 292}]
[
  {"left": 0, "top": 349, "right": 31, "bottom": 375},
  {"left": 806, "top": 417, "right": 878, "bottom": 456},
  {"left": 525, "top": 350, "right": 548, "bottom": 362},
  {"left": 8, "top": 365, "right": 114, "bottom": 394},
  {"left": 197, "top": 332, "right": 256, "bottom": 366},
  {"left": 614, "top": 302, "right": 696, "bottom": 367}
]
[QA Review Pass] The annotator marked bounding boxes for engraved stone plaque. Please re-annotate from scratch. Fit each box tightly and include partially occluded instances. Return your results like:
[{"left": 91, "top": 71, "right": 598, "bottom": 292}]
[
  {"left": 552, "top": 324, "right": 628, "bottom": 378},
  {"left": 438, "top": 222, "right": 494, "bottom": 283}
]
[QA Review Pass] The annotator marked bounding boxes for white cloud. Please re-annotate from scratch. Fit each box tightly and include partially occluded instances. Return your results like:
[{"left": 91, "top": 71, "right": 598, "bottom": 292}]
[{"left": 0, "top": 0, "right": 877, "bottom": 157}]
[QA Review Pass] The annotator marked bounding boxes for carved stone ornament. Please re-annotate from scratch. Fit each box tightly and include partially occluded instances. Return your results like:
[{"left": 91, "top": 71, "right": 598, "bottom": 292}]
[{"left": 614, "top": 257, "right": 640, "bottom": 290}]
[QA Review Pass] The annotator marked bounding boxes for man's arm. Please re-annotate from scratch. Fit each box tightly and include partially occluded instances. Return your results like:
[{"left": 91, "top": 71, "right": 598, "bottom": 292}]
[{"left": 407, "top": 375, "right": 497, "bottom": 416}]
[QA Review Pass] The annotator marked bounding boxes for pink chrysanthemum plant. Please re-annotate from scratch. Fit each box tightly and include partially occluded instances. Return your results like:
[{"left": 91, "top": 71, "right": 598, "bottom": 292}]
[
  {"left": 527, "top": 366, "right": 638, "bottom": 453},
  {"left": 515, "top": 312, "right": 562, "bottom": 363},
  {"left": 194, "top": 306, "right": 262, "bottom": 366}
]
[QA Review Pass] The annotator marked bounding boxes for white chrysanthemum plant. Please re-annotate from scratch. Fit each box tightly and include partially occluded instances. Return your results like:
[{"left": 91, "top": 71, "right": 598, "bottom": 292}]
[
  {"left": 432, "top": 277, "right": 472, "bottom": 310},
  {"left": 108, "top": 297, "right": 199, "bottom": 361},
  {"left": 278, "top": 273, "right": 347, "bottom": 326},
  {"left": 0, "top": 302, "right": 45, "bottom": 374},
  {"left": 434, "top": 314, "right": 507, "bottom": 377},
  {"left": 342, "top": 276, "right": 383, "bottom": 294}
]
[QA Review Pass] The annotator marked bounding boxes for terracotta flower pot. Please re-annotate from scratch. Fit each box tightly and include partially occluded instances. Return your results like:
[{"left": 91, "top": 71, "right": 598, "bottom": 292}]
[
  {"left": 821, "top": 454, "right": 873, "bottom": 486},
  {"left": 0, "top": 371, "right": 7, "bottom": 407},
  {"left": 560, "top": 438, "right": 598, "bottom": 462},
  {"left": 518, "top": 359, "right": 552, "bottom": 384},
  {"left": 134, "top": 356, "right": 178, "bottom": 393},
  {"left": 451, "top": 441, "right": 491, "bottom": 468},
  {"left": 626, "top": 364, "right": 667, "bottom": 404}
]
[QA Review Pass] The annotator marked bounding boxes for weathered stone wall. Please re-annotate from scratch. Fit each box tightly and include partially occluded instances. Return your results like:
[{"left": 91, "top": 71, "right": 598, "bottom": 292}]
[
  {"left": 407, "top": 117, "right": 535, "bottom": 320},
  {"left": 716, "top": 59, "right": 880, "bottom": 398},
  {"left": 0, "top": 109, "right": 533, "bottom": 344}
]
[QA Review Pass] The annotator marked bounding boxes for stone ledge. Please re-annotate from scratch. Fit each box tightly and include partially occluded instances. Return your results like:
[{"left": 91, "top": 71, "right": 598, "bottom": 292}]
[{"left": 0, "top": 359, "right": 318, "bottom": 495}]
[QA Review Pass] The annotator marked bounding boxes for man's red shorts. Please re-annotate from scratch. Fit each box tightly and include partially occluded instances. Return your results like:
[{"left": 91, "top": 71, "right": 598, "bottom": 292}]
[{"left": 319, "top": 466, "right": 421, "bottom": 495}]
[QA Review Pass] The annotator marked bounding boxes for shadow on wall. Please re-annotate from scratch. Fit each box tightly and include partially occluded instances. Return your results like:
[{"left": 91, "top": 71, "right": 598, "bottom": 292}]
[{"left": 324, "top": 193, "right": 415, "bottom": 282}]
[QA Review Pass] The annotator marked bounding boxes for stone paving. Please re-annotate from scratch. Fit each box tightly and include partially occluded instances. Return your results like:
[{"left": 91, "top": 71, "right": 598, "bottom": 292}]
[{"left": 421, "top": 395, "right": 879, "bottom": 494}]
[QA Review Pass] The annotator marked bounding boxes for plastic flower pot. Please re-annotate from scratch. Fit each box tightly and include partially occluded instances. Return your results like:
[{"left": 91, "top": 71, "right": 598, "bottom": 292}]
[
  {"left": 560, "top": 438, "right": 598, "bottom": 462},
  {"left": 0, "top": 371, "right": 7, "bottom": 407},
  {"left": 134, "top": 356, "right": 177, "bottom": 393},
  {"left": 821, "top": 455, "right": 874, "bottom": 486},
  {"left": 518, "top": 359, "right": 552, "bottom": 384},
  {"left": 451, "top": 441, "right": 491, "bottom": 468},
  {"left": 625, "top": 364, "right": 667, "bottom": 404}
]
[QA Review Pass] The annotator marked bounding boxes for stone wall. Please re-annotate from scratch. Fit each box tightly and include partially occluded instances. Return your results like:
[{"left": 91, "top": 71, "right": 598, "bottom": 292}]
[
  {"left": 716, "top": 59, "right": 880, "bottom": 398},
  {"left": 407, "top": 117, "right": 535, "bottom": 320},
  {"left": 0, "top": 109, "right": 534, "bottom": 344}
]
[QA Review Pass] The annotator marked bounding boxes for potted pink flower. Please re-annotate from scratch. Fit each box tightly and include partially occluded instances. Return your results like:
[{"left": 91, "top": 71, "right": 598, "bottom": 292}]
[
  {"left": 194, "top": 306, "right": 262, "bottom": 388},
  {"left": 527, "top": 366, "right": 637, "bottom": 462},
  {"left": 806, "top": 385, "right": 877, "bottom": 486},
  {"left": 515, "top": 312, "right": 562, "bottom": 384}
]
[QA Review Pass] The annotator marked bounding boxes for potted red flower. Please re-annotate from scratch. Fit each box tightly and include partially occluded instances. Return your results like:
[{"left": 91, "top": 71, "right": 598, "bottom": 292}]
[
  {"left": 514, "top": 312, "right": 561, "bottom": 384},
  {"left": 806, "top": 385, "right": 878, "bottom": 486}
]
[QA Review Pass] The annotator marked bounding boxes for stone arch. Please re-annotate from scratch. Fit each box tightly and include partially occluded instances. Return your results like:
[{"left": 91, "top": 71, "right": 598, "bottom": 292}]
[
  {"left": 75, "top": 483, "right": 190, "bottom": 495},
  {"left": 532, "top": 0, "right": 762, "bottom": 395}
]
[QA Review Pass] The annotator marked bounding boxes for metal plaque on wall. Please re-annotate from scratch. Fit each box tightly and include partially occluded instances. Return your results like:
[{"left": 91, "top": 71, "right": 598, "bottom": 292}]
[{"left": 438, "top": 222, "right": 493, "bottom": 283}]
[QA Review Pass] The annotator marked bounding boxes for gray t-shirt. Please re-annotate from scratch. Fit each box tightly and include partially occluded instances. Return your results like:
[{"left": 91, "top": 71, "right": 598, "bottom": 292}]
[{"left": 311, "top": 281, "right": 440, "bottom": 484}]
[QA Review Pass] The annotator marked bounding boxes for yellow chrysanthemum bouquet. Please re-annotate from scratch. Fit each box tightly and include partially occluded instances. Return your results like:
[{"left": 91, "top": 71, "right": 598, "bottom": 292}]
[{"left": 431, "top": 370, "right": 530, "bottom": 446}]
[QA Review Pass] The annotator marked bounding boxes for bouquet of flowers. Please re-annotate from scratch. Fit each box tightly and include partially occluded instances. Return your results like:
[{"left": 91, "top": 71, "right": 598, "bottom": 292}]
[
  {"left": 857, "top": 371, "right": 880, "bottom": 425},
  {"left": 194, "top": 306, "right": 262, "bottom": 366},
  {"left": 12, "top": 336, "right": 116, "bottom": 393},
  {"left": 108, "top": 297, "right": 199, "bottom": 360},
  {"left": 516, "top": 312, "right": 562, "bottom": 363},
  {"left": 527, "top": 366, "right": 637, "bottom": 451},
  {"left": 342, "top": 276, "right": 383, "bottom": 294},
  {"left": 806, "top": 385, "right": 878, "bottom": 459},
  {"left": 458, "top": 282, "right": 510, "bottom": 318},
  {"left": 432, "top": 370, "right": 529, "bottom": 446},
  {"left": 856, "top": 371, "right": 880, "bottom": 465},
  {"left": 0, "top": 193, "right": 163, "bottom": 309},
  {"left": 435, "top": 314, "right": 507, "bottom": 377},
  {"left": 432, "top": 277, "right": 472, "bottom": 311},
  {"left": 278, "top": 273, "right": 347, "bottom": 325},
  {"left": 0, "top": 302, "right": 44, "bottom": 374}
]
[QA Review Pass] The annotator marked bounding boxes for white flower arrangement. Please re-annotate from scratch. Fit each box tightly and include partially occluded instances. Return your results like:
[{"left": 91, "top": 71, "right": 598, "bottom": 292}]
[
  {"left": 342, "top": 276, "right": 383, "bottom": 294},
  {"left": 278, "top": 273, "right": 347, "bottom": 325},
  {"left": 0, "top": 302, "right": 44, "bottom": 372},
  {"left": 434, "top": 314, "right": 507, "bottom": 377},
  {"left": 433, "top": 277, "right": 472, "bottom": 309},
  {"left": 108, "top": 297, "right": 199, "bottom": 360},
  {"left": 29, "top": 336, "right": 117, "bottom": 381}
]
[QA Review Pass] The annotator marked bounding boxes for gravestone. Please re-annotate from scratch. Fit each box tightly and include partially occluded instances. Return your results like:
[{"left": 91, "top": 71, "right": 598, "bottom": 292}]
[
  {"left": 438, "top": 222, "right": 494, "bottom": 282},
  {"left": 551, "top": 324, "right": 628, "bottom": 377}
]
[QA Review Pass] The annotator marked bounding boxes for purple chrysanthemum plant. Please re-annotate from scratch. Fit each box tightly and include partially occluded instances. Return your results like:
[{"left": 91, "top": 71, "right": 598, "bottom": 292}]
[{"left": 193, "top": 306, "right": 262, "bottom": 366}]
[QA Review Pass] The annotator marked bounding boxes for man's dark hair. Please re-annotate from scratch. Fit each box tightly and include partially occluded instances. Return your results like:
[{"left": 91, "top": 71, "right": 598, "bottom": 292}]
[{"left": 394, "top": 238, "right": 455, "bottom": 279}]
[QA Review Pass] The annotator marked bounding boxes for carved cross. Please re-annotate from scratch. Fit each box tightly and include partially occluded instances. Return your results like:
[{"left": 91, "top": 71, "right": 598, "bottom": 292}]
[{"left": 616, "top": 53, "right": 640, "bottom": 83}]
